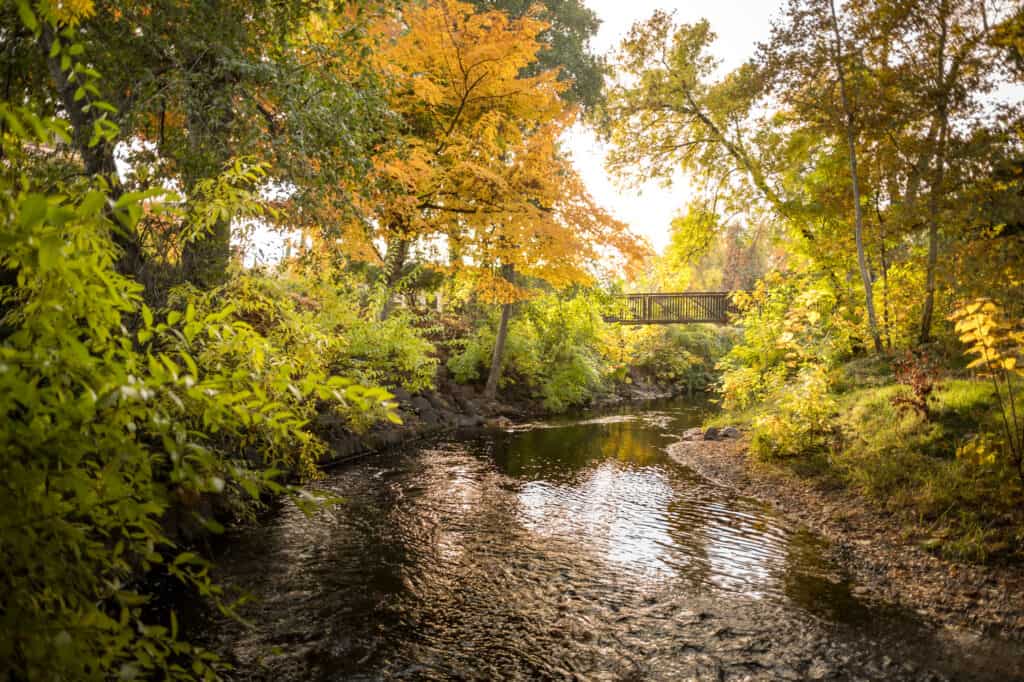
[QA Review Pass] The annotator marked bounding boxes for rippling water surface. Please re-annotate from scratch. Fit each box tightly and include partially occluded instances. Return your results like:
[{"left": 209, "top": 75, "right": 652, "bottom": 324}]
[{"left": 196, "top": 400, "right": 1024, "bottom": 680}]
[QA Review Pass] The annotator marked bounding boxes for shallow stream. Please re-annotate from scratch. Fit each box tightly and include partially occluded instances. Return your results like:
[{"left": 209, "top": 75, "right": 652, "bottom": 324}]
[{"left": 196, "top": 400, "right": 1024, "bottom": 680}]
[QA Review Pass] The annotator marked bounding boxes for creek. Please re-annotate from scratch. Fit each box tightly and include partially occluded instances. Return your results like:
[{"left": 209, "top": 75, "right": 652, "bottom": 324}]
[{"left": 194, "top": 399, "right": 1024, "bottom": 680}]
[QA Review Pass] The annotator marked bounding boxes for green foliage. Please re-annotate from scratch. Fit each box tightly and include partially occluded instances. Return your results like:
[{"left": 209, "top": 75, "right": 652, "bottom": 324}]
[
  {"left": 0, "top": 184, "right": 396, "bottom": 682},
  {"left": 0, "top": 48, "right": 397, "bottom": 677},
  {"left": 717, "top": 273, "right": 856, "bottom": 411},
  {"left": 450, "top": 291, "right": 606, "bottom": 410},
  {"left": 161, "top": 273, "right": 407, "bottom": 478},
  {"left": 1, "top": 182, "right": 234, "bottom": 679},
  {"left": 450, "top": 291, "right": 735, "bottom": 411},
  {"left": 311, "top": 285, "right": 438, "bottom": 393},
  {"left": 833, "top": 376, "right": 1024, "bottom": 562},
  {"left": 626, "top": 324, "right": 734, "bottom": 392},
  {"left": 750, "top": 364, "right": 838, "bottom": 459},
  {"left": 177, "top": 271, "right": 436, "bottom": 403}
]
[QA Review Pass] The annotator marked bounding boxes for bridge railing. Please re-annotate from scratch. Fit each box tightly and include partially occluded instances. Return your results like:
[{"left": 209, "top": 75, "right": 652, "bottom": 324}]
[{"left": 602, "top": 292, "right": 735, "bottom": 325}]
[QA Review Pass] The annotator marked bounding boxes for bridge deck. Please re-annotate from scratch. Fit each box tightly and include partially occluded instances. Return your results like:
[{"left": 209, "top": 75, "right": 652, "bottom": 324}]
[{"left": 602, "top": 292, "right": 734, "bottom": 325}]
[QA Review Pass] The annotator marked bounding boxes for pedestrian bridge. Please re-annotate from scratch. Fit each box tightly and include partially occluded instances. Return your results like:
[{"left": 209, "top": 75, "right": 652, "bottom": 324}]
[{"left": 602, "top": 292, "right": 734, "bottom": 325}]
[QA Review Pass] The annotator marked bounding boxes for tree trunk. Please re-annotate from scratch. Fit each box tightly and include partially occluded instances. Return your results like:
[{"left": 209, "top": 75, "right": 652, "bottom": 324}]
[
  {"left": 180, "top": 79, "right": 235, "bottom": 287},
  {"left": 378, "top": 236, "right": 410, "bottom": 321},
  {"left": 828, "top": 0, "right": 883, "bottom": 353},
  {"left": 874, "top": 197, "right": 893, "bottom": 349},
  {"left": 40, "top": 26, "right": 143, "bottom": 277},
  {"left": 484, "top": 264, "right": 515, "bottom": 400},
  {"left": 918, "top": 123, "right": 947, "bottom": 345},
  {"left": 879, "top": 238, "right": 893, "bottom": 350},
  {"left": 181, "top": 219, "right": 232, "bottom": 287},
  {"left": 919, "top": 4, "right": 950, "bottom": 346}
]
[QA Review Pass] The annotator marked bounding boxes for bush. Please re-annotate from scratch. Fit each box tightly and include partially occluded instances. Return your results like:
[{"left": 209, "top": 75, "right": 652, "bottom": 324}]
[
  {"left": 0, "top": 119, "right": 396, "bottom": 679},
  {"left": 179, "top": 272, "right": 437, "bottom": 399},
  {"left": 448, "top": 290, "right": 606, "bottom": 410},
  {"left": 717, "top": 273, "right": 857, "bottom": 410},
  {"left": 626, "top": 324, "right": 734, "bottom": 391},
  {"left": 750, "top": 364, "right": 838, "bottom": 459}
]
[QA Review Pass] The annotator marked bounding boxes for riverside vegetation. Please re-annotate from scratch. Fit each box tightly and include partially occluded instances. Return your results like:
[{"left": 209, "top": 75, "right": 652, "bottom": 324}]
[
  {"left": 2, "top": 0, "right": 1023, "bottom": 679},
  {"left": 0, "top": 1, "right": 723, "bottom": 678},
  {"left": 601, "top": 0, "right": 1024, "bottom": 564}
]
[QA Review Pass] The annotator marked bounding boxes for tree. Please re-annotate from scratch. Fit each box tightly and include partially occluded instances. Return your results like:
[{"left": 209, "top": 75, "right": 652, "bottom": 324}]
[
  {"left": 5, "top": 0, "right": 393, "bottom": 290},
  {"left": 452, "top": 111, "right": 647, "bottom": 398},
  {"left": 850, "top": 0, "right": 1008, "bottom": 343},
  {"left": 350, "top": 0, "right": 640, "bottom": 324},
  {"left": 603, "top": 15, "right": 780, "bottom": 210},
  {"left": 604, "top": 2, "right": 1019, "bottom": 353},
  {"left": 826, "top": 0, "right": 883, "bottom": 352}
]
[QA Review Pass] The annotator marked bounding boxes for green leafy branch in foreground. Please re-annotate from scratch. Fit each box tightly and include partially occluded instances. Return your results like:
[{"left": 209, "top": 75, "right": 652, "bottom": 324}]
[
  {"left": 1, "top": 145, "right": 399, "bottom": 682},
  {"left": 0, "top": 15, "right": 397, "bottom": 678}
]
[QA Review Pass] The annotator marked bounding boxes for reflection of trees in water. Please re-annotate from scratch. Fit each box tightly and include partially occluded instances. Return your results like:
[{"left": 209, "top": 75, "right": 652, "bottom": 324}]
[
  {"left": 494, "top": 421, "right": 669, "bottom": 480},
  {"left": 598, "top": 421, "right": 667, "bottom": 467}
]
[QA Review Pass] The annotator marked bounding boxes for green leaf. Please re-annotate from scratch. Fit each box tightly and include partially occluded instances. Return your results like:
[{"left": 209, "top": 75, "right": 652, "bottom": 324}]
[
  {"left": 194, "top": 514, "right": 224, "bottom": 534},
  {"left": 19, "top": 194, "right": 48, "bottom": 228},
  {"left": 38, "top": 235, "right": 63, "bottom": 271},
  {"left": 16, "top": 0, "right": 37, "bottom": 31}
]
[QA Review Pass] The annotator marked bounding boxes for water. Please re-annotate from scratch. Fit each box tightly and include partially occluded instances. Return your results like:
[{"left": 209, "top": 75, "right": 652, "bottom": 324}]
[{"left": 196, "top": 400, "right": 1024, "bottom": 680}]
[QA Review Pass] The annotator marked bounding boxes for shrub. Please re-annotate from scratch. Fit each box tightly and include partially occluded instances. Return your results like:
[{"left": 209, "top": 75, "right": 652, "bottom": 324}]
[
  {"left": 0, "top": 111, "right": 395, "bottom": 680},
  {"left": 717, "top": 273, "right": 857, "bottom": 410},
  {"left": 750, "top": 364, "right": 837, "bottom": 459},
  {"left": 891, "top": 349, "right": 939, "bottom": 419},
  {"left": 180, "top": 272, "right": 437, "bottom": 398},
  {"left": 448, "top": 290, "right": 606, "bottom": 410},
  {"left": 950, "top": 299, "right": 1024, "bottom": 482},
  {"left": 626, "top": 324, "right": 734, "bottom": 391}
]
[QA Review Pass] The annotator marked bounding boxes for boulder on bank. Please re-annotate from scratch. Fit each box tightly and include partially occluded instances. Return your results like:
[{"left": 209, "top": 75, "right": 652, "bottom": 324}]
[
  {"left": 703, "top": 426, "right": 741, "bottom": 441},
  {"left": 682, "top": 427, "right": 705, "bottom": 441},
  {"left": 410, "top": 395, "right": 433, "bottom": 414}
]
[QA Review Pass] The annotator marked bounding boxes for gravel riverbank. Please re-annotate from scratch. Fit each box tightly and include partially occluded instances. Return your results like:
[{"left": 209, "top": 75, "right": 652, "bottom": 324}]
[{"left": 667, "top": 437, "right": 1024, "bottom": 642}]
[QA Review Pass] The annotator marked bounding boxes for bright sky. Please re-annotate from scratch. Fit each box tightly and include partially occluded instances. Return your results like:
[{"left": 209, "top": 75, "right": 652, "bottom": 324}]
[{"left": 566, "top": 0, "right": 786, "bottom": 253}]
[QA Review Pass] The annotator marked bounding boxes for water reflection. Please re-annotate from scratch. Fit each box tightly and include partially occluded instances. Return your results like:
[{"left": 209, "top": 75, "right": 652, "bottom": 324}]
[{"left": 492, "top": 412, "right": 797, "bottom": 598}]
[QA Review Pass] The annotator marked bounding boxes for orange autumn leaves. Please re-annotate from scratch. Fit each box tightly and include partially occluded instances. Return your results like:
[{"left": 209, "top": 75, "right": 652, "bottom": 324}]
[{"left": 351, "top": 0, "right": 649, "bottom": 302}]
